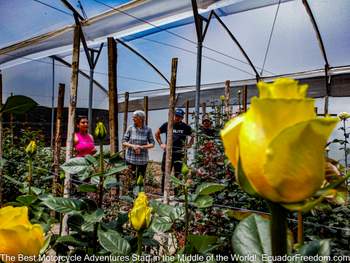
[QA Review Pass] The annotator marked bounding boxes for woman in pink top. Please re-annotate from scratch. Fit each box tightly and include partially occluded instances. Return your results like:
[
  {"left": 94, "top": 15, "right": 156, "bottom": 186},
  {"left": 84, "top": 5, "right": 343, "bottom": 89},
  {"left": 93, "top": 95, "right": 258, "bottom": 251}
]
[{"left": 74, "top": 116, "right": 96, "bottom": 157}]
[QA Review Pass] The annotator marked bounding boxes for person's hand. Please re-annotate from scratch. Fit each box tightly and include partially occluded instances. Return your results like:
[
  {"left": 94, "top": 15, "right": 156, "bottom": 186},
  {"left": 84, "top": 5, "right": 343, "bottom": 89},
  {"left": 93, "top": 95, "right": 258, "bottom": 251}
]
[
  {"left": 160, "top": 143, "right": 167, "bottom": 150},
  {"left": 133, "top": 145, "right": 141, "bottom": 155}
]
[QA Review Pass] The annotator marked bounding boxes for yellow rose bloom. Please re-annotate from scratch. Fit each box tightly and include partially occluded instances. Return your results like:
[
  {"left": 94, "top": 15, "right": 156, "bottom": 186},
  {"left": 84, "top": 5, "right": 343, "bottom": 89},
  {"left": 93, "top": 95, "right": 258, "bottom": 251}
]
[
  {"left": 221, "top": 78, "right": 338, "bottom": 203},
  {"left": 129, "top": 192, "right": 152, "bottom": 231},
  {"left": 94, "top": 121, "right": 107, "bottom": 140},
  {"left": 25, "top": 140, "right": 37, "bottom": 156},
  {"left": 0, "top": 206, "right": 45, "bottom": 263}
]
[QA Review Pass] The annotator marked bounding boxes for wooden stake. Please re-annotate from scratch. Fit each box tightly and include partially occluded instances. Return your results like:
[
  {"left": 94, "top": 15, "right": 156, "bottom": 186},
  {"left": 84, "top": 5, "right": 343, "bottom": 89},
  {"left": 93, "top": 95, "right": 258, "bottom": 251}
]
[
  {"left": 144, "top": 96, "right": 149, "bottom": 125},
  {"left": 185, "top": 100, "right": 189, "bottom": 125},
  {"left": 224, "top": 80, "right": 231, "bottom": 116},
  {"left": 201, "top": 102, "right": 206, "bottom": 117},
  {"left": 108, "top": 37, "right": 118, "bottom": 154},
  {"left": 63, "top": 24, "right": 81, "bottom": 234},
  {"left": 0, "top": 71, "right": 3, "bottom": 205},
  {"left": 163, "top": 58, "right": 178, "bottom": 204},
  {"left": 123, "top": 92, "right": 129, "bottom": 136},
  {"left": 242, "top": 85, "right": 248, "bottom": 112},
  {"left": 52, "top": 84, "right": 65, "bottom": 198}
]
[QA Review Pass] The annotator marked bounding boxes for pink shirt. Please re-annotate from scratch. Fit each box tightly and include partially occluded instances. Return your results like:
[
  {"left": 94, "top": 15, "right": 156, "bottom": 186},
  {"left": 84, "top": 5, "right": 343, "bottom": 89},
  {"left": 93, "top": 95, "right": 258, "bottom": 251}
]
[{"left": 75, "top": 132, "right": 95, "bottom": 157}]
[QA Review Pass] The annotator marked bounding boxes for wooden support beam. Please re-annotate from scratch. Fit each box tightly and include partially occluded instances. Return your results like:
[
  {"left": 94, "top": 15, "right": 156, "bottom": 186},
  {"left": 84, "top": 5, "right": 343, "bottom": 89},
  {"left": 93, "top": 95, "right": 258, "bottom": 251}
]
[
  {"left": 201, "top": 102, "right": 206, "bottom": 117},
  {"left": 52, "top": 83, "right": 65, "bottom": 198},
  {"left": 242, "top": 85, "right": 248, "bottom": 112},
  {"left": 163, "top": 58, "right": 178, "bottom": 204},
  {"left": 224, "top": 80, "right": 231, "bottom": 116},
  {"left": 63, "top": 24, "right": 81, "bottom": 234},
  {"left": 0, "top": 71, "right": 3, "bottom": 205},
  {"left": 144, "top": 96, "right": 149, "bottom": 125},
  {"left": 123, "top": 92, "right": 129, "bottom": 135},
  {"left": 185, "top": 100, "right": 190, "bottom": 125},
  {"left": 108, "top": 37, "right": 118, "bottom": 154}
]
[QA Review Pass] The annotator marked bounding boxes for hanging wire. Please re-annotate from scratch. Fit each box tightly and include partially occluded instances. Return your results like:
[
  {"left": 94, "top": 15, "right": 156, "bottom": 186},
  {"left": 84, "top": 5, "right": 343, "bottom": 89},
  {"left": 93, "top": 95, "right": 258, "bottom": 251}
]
[
  {"left": 77, "top": 0, "right": 88, "bottom": 20},
  {"left": 5, "top": 0, "right": 275, "bottom": 76},
  {"left": 31, "top": 0, "right": 73, "bottom": 17},
  {"left": 91, "top": 0, "right": 274, "bottom": 75},
  {"left": 260, "top": 0, "right": 282, "bottom": 76}
]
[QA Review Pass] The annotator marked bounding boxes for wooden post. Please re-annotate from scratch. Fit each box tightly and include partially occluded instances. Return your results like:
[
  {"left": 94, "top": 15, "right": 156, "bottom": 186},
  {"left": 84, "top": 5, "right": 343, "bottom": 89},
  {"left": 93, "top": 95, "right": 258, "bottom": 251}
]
[
  {"left": 185, "top": 100, "right": 189, "bottom": 125},
  {"left": 63, "top": 24, "right": 81, "bottom": 234},
  {"left": 123, "top": 92, "right": 129, "bottom": 135},
  {"left": 108, "top": 37, "right": 118, "bottom": 154},
  {"left": 242, "top": 85, "right": 248, "bottom": 112},
  {"left": 324, "top": 95, "right": 329, "bottom": 115},
  {"left": 144, "top": 96, "right": 149, "bottom": 125},
  {"left": 0, "top": 71, "right": 3, "bottom": 205},
  {"left": 201, "top": 102, "right": 206, "bottom": 117},
  {"left": 237, "top": 90, "right": 242, "bottom": 113},
  {"left": 224, "top": 80, "right": 231, "bottom": 116},
  {"left": 163, "top": 58, "right": 178, "bottom": 204},
  {"left": 52, "top": 84, "right": 65, "bottom": 197}
]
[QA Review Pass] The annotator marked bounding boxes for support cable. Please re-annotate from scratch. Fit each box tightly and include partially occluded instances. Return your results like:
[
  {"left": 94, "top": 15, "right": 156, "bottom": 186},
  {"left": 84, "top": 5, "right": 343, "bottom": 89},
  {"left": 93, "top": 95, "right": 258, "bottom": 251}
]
[{"left": 260, "top": 0, "right": 281, "bottom": 76}]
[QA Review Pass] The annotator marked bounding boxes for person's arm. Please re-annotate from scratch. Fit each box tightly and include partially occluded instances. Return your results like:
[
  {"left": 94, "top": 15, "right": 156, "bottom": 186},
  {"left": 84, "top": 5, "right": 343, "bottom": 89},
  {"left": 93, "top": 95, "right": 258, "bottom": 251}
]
[
  {"left": 143, "top": 128, "right": 155, "bottom": 149},
  {"left": 186, "top": 125, "right": 195, "bottom": 148},
  {"left": 155, "top": 127, "right": 167, "bottom": 150}
]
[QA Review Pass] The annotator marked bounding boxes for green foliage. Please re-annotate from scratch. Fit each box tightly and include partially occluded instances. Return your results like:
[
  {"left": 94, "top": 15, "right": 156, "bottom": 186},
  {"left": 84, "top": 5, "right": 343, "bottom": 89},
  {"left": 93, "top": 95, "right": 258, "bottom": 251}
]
[{"left": 2, "top": 127, "right": 56, "bottom": 202}]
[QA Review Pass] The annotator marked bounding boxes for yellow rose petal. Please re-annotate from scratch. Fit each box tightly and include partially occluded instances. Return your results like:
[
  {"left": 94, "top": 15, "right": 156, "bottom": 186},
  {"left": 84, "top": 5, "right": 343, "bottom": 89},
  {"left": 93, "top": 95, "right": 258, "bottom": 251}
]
[
  {"left": 221, "top": 114, "right": 245, "bottom": 167},
  {"left": 264, "top": 118, "right": 338, "bottom": 203},
  {"left": 258, "top": 78, "right": 308, "bottom": 99}
]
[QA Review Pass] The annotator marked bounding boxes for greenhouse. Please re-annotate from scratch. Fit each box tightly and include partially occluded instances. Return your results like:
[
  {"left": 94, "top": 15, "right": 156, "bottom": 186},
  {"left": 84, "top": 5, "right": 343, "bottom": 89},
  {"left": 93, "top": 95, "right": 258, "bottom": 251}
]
[{"left": 0, "top": 0, "right": 350, "bottom": 262}]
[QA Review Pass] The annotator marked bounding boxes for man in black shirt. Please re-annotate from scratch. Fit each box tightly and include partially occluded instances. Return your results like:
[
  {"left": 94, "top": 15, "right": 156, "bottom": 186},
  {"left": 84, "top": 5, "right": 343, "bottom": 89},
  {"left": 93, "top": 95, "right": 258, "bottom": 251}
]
[{"left": 155, "top": 108, "right": 194, "bottom": 193}]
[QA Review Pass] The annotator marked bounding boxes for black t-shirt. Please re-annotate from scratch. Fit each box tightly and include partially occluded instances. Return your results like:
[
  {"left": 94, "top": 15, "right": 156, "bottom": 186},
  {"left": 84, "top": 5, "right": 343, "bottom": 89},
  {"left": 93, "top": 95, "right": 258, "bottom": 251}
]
[
  {"left": 159, "top": 121, "right": 192, "bottom": 153},
  {"left": 200, "top": 127, "right": 216, "bottom": 137}
]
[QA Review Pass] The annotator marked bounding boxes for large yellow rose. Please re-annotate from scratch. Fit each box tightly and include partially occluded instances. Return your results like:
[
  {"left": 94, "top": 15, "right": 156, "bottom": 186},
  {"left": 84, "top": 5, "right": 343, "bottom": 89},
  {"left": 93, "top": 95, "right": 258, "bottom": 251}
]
[
  {"left": 221, "top": 78, "right": 338, "bottom": 203},
  {"left": 129, "top": 192, "right": 152, "bottom": 231},
  {"left": 0, "top": 206, "right": 45, "bottom": 262}
]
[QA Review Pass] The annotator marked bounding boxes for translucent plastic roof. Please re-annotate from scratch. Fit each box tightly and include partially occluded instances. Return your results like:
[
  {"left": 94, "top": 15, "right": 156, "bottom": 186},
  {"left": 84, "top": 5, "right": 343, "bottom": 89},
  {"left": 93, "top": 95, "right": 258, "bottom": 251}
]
[{"left": 1, "top": 0, "right": 350, "bottom": 109}]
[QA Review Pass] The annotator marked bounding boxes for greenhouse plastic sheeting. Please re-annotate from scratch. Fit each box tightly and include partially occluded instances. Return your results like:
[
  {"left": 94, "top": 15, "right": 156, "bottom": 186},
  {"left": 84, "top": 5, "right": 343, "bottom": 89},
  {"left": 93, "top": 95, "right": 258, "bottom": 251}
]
[{"left": 0, "top": 0, "right": 238, "bottom": 69}]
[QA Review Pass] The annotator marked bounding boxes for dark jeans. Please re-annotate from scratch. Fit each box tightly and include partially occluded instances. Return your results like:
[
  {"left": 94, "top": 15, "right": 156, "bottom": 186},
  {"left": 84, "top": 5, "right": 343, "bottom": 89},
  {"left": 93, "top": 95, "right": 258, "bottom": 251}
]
[
  {"left": 127, "top": 162, "right": 148, "bottom": 179},
  {"left": 161, "top": 151, "right": 184, "bottom": 192}
]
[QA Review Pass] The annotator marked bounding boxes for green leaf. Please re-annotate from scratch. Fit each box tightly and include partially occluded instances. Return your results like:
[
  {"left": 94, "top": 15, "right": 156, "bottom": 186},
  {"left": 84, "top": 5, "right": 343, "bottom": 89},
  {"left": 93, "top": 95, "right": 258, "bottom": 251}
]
[
  {"left": 170, "top": 175, "right": 184, "bottom": 186},
  {"left": 84, "top": 155, "right": 97, "bottom": 165},
  {"left": 104, "top": 164, "right": 128, "bottom": 176},
  {"left": 188, "top": 234, "right": 217, "bottom": 254},
  {"left": 195, "top": 182, "right": 225, "bottom": 196},
  {"left": 292, "top": 240, "right": 331, "bottom": 263},
  {"left": 193, "top": 196, "right": 213, "bottom": 208},
  {"left": 98, "top": 229, "right": 131, "bottom": 255},
  {"left": 61, "top": 157, "right": 90, "bottom": 174},
  {"left": 55, "top": 235, "right": 88, "bottom": 247},
  {"left": 232, "top": 214, "right": 271, "bottom": 262},
  {"left": 78, "top": 184, "right": 98, "bottom": 193},
  {"left": 282, "top": 189, "right": 336, "bottom": 212},
  {"left": 150, "top": 216, "right": 173, "bottom": 233},
  {"left": 104, "top": 176, "right": 119, "bottom": 189},
  {"left": 237, "top": 158, "right": 258, "bottom": 196},
  {"left": 39, "top": 235, "right": 51, "bottom": 254},
  {"left": 81, "top": 209, "right": 105, "bottom": 232},
  {"left": 16, "top": 194, "right": 37, "bottom": 205},
  {"left": 4, "top": 174, "right": 23, "bottom": 186},
  {"left": 1, "top": 95, "right": 38, "bottom": 115},
  {"left": 40, "top": 196, "right": 83, "bottom": 213}
]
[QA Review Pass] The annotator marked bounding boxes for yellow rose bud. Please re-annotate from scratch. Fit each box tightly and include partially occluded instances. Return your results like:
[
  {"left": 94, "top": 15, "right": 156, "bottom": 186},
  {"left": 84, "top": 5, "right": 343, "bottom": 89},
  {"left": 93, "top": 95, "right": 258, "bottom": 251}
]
[
  {"left": 25, "top": 141, "right": 37, "bottom": 156},
  {"left": 181, "top": 163, "right": 189, "bottom": 176},
  {"left": 0, "top": 206, "right": 45, "bottom": 262},
  {"left": 220, "top": 95, "right": 225, "bottom": 102},
  {"left": 129, "top": 192, "right": 152, "bottom": 231},
  {"left": 94, "top": 122, "right": 107, "bottom": 140},
  {"left": 338, "top": 111, "right": 350, "bottom": 120},
  {"left": 221, "top": 78, "right": 338, "bottom": 203},
  {"left": 137, "top": 175, "right": 144, "bottom": 186}
]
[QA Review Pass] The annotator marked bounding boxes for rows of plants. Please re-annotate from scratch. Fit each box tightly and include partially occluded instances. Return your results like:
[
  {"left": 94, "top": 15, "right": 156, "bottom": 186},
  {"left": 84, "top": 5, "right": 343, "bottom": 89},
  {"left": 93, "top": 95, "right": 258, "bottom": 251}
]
[{"left": 1, "top": 79, "right": 350, "bottom": 262}]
